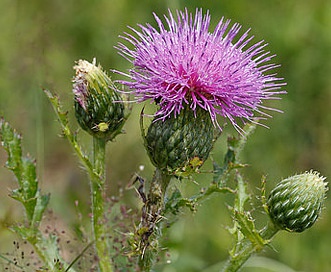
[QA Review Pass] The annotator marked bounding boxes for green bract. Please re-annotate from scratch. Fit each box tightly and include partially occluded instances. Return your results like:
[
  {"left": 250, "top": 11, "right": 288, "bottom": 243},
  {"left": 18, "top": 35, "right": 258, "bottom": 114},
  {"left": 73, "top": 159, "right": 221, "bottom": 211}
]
[
  {"left": 73, "top": 59, "right": 125, "bottom": 141},
  {"left": 142, "top": 105, "right": 215, "bottom": 175},
  {"left": 267, "top": 171, "right": 327, "bottom": 232}
]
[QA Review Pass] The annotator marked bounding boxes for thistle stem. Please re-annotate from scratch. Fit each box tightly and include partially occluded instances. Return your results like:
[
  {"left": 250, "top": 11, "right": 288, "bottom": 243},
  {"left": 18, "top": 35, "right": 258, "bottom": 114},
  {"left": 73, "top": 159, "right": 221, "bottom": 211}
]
[
  {"left": 222, "top": 222, "right": 279, "bottom": 272},
  {"left": 138, "top": 168, "right": 171, "bottom": 271},
  {"left": 91, "top": 137, "right": 112, "bottom": 272}
]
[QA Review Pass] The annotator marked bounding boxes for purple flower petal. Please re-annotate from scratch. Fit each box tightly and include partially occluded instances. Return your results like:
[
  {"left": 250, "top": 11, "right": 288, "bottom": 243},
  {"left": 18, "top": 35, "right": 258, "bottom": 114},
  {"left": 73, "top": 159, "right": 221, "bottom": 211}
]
[{"left": 116, "top": 8, "right": 286, "bottom": 131}]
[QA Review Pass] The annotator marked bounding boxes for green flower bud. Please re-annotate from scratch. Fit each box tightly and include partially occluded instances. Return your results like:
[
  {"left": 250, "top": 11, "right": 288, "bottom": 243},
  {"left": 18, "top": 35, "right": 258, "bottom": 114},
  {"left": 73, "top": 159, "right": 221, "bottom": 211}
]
[
  {"left": 73, "top": 59, "right": 125, "bottom": 141},
  {"left": 142, "top": 105, "right": 215, "bottom": 175},
  {"left": 267, "top": 171, "right": 327, "bottom": 232}
]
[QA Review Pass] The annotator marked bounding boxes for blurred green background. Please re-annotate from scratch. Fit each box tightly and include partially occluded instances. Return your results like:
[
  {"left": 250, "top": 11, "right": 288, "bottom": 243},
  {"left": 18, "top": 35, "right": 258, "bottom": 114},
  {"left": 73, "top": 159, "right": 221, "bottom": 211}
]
[{"left": 1, "top": 0, "right": 331, "bottom": 271}]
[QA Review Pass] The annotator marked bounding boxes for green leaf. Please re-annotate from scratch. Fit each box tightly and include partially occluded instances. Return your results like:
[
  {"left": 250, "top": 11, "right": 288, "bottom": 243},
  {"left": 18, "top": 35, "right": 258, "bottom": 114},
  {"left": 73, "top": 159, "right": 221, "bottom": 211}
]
[
  {"left": 44, "top": 89, "right": 95, "bottom": 178},
  {"left": 0, "top": 118, "right": 49, "bottom": 227},
  {"left": 234, "top": 172, "right": 250, "bottom": 212},
  {"left": 9, "top": 189, "right": 37, "bottom": 222},
  {"left": 21, "top": 157, "right": 38, "bottom": 220},
  {"left": 164, "top": 188, "right": 195, "bottom": 214},
  {"left": 31, "top": 192, "right": 50, "bottom": 227},
  {"left": 0, "top": 118, "right": 23, "bottom": 179},
  {"left": 21, "top": 156, "right": 38, "bottom": 196},
  {"left": 11, "top": 225, "right": 38, "bottom": 242},
  {"left": 43, "top": 89, "right": 69, "bottom": 127},
  {"left": 232, "top": 209, "right": 266, "bottom": 249}
]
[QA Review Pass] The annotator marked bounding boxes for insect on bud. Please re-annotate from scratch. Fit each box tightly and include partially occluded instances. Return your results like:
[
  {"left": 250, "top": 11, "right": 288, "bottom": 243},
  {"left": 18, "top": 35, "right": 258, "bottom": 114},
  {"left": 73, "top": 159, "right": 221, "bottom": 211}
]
[
  {"left": 142, "top": 105, "right": 215, "bottom": 175},
  {"left": 267, "top": 171, "right": 328, "bottom": 232},
  {"left": 73, "top": 58, "right": 125, "bottom": 141}
]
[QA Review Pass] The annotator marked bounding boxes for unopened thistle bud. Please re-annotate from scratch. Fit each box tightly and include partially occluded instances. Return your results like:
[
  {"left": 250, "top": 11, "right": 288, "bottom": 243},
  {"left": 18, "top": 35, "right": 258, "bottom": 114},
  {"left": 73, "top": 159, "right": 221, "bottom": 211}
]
[
  {"left": 73, "top": 59, "right": 125, "bottom": 141},
  {"left": 142, "top": 105, "right": 215, "bottom": 175},
  {"left": 267, "top": 171, "right": 327, "bottom": 232}
]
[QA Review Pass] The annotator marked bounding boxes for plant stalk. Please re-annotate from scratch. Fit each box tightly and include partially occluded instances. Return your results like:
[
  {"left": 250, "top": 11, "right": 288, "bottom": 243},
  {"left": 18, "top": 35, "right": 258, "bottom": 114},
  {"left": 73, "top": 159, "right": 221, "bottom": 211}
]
[
  {"left": 222, "top": 223, "right": 279, "bottom": 272},
  {"left": 91, "top": 137, "right": 112, "bottom": 272},
  {"left": 138, "top": 168, "right": 171, "bottom": 271}
]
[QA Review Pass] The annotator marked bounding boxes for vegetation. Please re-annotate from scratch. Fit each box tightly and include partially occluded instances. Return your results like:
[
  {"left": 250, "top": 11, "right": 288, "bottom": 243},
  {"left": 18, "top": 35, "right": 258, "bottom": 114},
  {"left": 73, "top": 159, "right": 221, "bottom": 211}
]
[{"left": 1, "top": 1, "right": 330, "bottom": 271}]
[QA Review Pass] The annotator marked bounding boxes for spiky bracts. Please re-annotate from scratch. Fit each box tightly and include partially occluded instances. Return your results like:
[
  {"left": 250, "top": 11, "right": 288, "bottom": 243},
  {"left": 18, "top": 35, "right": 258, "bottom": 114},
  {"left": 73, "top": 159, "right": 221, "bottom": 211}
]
[
  {"left": 73, "top": 59, "right": 125, "bottom": 141},
  {"left": 267, "top": 171, "right": 327, "bottom": 232},
  {"left": 142, "top": 105, "right": 214, "bottom": 175}
]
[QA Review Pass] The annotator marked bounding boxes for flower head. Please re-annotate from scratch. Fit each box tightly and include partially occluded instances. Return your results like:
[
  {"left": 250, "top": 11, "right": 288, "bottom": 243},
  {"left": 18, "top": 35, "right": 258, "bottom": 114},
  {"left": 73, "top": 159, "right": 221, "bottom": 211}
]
[
  {"left": 142, "top": 104, "right": 214, "bottom": 175},
  {"left": 267, "top": 171, "right": 328, "bottom": 232},
  {"left": 117, "top": 8, "right": 285, "bottom": 131},
  {"left": 73, "top": 59, "right": 125, "bottom": 141}
]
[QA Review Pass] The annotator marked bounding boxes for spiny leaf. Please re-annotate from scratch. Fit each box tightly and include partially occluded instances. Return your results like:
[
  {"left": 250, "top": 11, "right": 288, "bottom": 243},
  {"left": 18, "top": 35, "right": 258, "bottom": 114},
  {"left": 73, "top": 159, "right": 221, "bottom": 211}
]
[
  {"left": 21, "top": 157, "right": 38, "bottom": 196},
  {"left": 43, "top": 89, "right": 69, "bottom": 126},
  {"left": 232, "top": 208, "right": 266, "bottom": 249},
  {"left": 192, "top": 183, "right": 234, "bottom": 203},
  {"left": 234, "top": 172, "right": 250, "bottom": 212},
  {"left": 44, "top": 89, "right": 95, "bottom": 179},
  {"left": 164, "top": 183, "right": 234, "bottom": 218},
  {"left": 165, "top": 189, "right": 196, "bottom": 214},
  {"left": 0, "top": 118, "right": 23, "bottom": 179},
  {"left": 1, "top": 118, "right": 49, "bottom": 226},
  {"left": 31, "top": 192, "right": 50, "bottom": 227}
]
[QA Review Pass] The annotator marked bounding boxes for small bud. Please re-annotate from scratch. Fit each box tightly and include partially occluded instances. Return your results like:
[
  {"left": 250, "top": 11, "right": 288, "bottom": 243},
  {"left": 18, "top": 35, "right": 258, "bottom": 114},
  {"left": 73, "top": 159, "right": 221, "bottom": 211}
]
[
  {"left": 142, "top": 105, "right": 215, "bottom": 175},
  {"left": 73, "top": 59, "right": 125, "bottom": 141},
  {"left": 267, "top": 171, "right": 327, "bottom": 232}
]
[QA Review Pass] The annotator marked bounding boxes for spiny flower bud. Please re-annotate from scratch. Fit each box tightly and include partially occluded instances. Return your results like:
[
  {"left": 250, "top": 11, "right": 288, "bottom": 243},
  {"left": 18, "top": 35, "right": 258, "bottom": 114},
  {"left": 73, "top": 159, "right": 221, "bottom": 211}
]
[
  {"left": 73, "top": 59, "right": 125, "bottom": 141},
  {"left": 142, "top": 105, "right": 215, "bottom": 175},
  {"left": 267, "top": 171, "right": 327, "bottom": 232}
]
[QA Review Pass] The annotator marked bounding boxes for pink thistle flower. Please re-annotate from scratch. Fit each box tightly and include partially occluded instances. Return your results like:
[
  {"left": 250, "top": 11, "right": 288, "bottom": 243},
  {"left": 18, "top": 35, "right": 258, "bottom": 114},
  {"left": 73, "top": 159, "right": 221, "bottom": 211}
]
[{"left": 117, "top": 8, "right": 286, "bottom": 131}]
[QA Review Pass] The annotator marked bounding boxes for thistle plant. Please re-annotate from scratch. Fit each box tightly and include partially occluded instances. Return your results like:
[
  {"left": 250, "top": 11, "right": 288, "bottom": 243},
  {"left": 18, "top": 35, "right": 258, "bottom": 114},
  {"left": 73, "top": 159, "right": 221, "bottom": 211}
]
[
  {"left": 0, "top": 7, "right": 328, "bottom": 272},
  {"left": 117, "top": 8, "right": 288, "bottom": 269},
  {"left": 72, "top": 58, "right": 127, "bottom": 271}
]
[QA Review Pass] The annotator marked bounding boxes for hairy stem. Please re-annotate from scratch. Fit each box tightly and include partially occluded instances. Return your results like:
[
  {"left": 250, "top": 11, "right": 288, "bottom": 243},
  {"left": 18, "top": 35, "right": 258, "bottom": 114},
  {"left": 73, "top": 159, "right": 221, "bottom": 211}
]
[
  {"left": 138, "top": 168, "right": 171, "bottom": 271},
  {"left": 91, "top": 137, "right": 112, "bottom": 272},
  {"left": 44, "top": 91, "right": 113, "bottom": 270}
]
